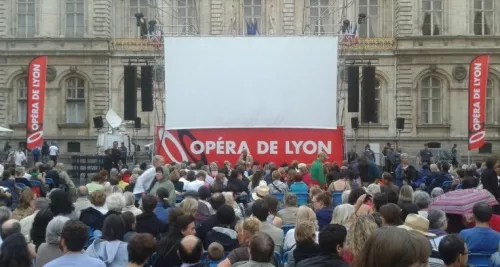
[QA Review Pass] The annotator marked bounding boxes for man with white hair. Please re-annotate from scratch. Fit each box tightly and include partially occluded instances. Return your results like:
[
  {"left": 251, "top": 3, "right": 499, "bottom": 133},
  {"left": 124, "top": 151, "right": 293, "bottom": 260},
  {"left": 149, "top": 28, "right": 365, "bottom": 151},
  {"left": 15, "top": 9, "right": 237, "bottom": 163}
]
[
  {"left": 74, "top": 186, "right": 91, "bottom": 216},
  {"left": 20, "top": 197, "right": 49, "bottom": 239},
  {"left": 106, "top": 192, "right": 126, "bottom": 214},
  {"left": 133, "top": 155, "right": 165, "bottom": 195},
  {"left": 122, "top": 192, "right": 142, "bottom": 216},
  {"left": 0, "top": 207, "right": 12, "bottom": 246},
  {"left": 36, "top": 216, "right": 70, "bottom": 266}
]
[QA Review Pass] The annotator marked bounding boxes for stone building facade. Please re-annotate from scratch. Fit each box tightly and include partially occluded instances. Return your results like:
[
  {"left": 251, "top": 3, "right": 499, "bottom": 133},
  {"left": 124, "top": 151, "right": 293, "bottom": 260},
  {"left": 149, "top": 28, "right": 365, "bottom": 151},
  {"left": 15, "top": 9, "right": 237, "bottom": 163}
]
[{"left": 0, "top": 0, "right": 498, "bottom": 159}]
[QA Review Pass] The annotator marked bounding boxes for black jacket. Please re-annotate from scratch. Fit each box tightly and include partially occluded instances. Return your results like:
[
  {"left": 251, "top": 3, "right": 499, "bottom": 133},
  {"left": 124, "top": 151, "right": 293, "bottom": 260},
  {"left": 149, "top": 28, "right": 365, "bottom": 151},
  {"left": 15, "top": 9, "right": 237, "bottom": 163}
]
[
  {"left": 482, "top": 168, "right": 500, "bottom": 200},
  {"left": 135, "top": 212, "right": 167, "bottom": 239},
  {"left": 296, "top": 253, "right": 350, "bottom": 267},
  {"left": 293, "top": 242, "right": 321, "bottom": 265},
  {"left": 80, "top": 207, "right": 105, "bottom": 230}
]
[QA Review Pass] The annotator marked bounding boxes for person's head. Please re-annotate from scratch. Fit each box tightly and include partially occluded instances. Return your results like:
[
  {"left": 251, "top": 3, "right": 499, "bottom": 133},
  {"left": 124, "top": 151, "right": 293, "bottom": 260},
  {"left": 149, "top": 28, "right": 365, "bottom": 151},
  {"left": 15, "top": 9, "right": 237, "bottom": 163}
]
[
  {"left": 271, "top": 170, "right": 281, "bottom": 181},
  {"left": 216, "top": 204, "right": 236, "bottom": 226},
  {"left": 123, "top": 191, "right": 136, "bottom": 207},
  {"left": 295, "top": 221, "right": 316, "bottom": 244},
  {"left": 90, "top": 190, "right": 106, "bottom": 207},
  {"left": 373, "top": 193, "right": 388, "bottom": 212},
  {"left": 14, "top": 166, "right": 25, "bottom": 177},
  {"left": 317, "top": 152, "right": 328, "bottom": 162},
  {"left": 155, "top": 166, "right": 164, "bottom": 181},
  {"left": 431, "top": 187, "right": 445, "bottom": 198},
  {"left": 439, "top": 234, "right": 468, "bottom": 267},
  {"left": 198, "top": 186, "right": 211, "bottom": 201},
  {"left": 249, "top": 232, "right": 275, "bottom": 263},
  {"left": 263, "top": 195, "right": 279, "bottom": 215},
  {"left": 122, "top": 211, "right": 136, "bottom": 232},
  {"left": 0, "top": 233, "right": 31, "bottom": 267},
  {"left": 45, "top": 215, "right": 69, "bottom": 244},
  {"left": 348, "top": 188, "right": 367, "bottom": 205},
  {"left": 235, "top": 217, "right": 260, "bottom": 246},
  {"left": 1, "top": 170, "right": 10, "bottom": 181},
  {"left": 153, "top": 155, "right": 165, "bottom": 168},
  {"left": 296, "top": 205, "right": 317, "bottom": 226},
  {"left": 347, "top": 215, "right": 378, "bottom": 257},
  {"left": 106, "top": 192, "right": 125, "bottom": 213},
  {"left": 34, "top": 197, "right": 49, "bottom": 211},
  {"left": 0, "top": 207, "right": 12, "bottom": 225},
  {"left": 381, "top": 172, "right": 394, "bottom": 185},
  {"left": 366, "top": 184, "right": 381, "bottom": 196},
  {"left": 442, "top": 162, "right": 450, "bottom": 173},
  {"left": 142, "top": 194, "right": 158, "bottom": 213},
  {"left": 401, "top": 202, "right": 420, "bottom": 222},
  {"left": 284, "top": 193, "right": 297, "bottom": 207},
  {"left": 400, "top": 153, "right": 408, "bottom": 165},
  {"left": 77, "top": 186, "right": 88, "bottom": 198},
  {"left": 207, "top": 242, "right": 224, "bottom": 261},
  {"left": 331, "top": 204, "right": 355, "bottom": 229},
  {"left": 30, "top": 208, "right": 54, "bottom": 246},
  {"left": 312, "top": 191, "right": 331, "bottom": 211},
  {"left": 156, "top": 187, "right": 170, "bottom": 207},
  {"left": 428, "top": 209, "right": 447, "bottom": 231},
  {"left": 473, "top": 202, "right": 493, "bottom": 224},
  {"left": 210, "top": 193, "right": 226, "bottom": 211},
  {"left": 319, "top": 224, "right": 347, "bottom": 255},
  {"left": 412, "top": 190, "right": 431, "bottom": 210},
  {"left": 251, "top": 199, "right": 269, "bottom": 222},
  {"left": 18, "top": 188, "right": 34, "bottom": 210},
  {"left": 399, "top": 185, "right": 414, "bottom": 203},
  {"left": 128, "top": 233, "right": 156, "bottom": 265},
  {"left": 60, "top": 220, "right": 89, "bottom": 253},
  {"left": 169, "top": 210, "right": 196, "bottom": 237},
  {"left": 379, "top": 204, "right": 402, "bottom": 226},
  {"left": 355, "top": 227, "right": 431, "bottom": 267},
  {"left": 0, "top": 219, "right": 20, "bottom": 240},
  {"left": 102, "top": 214, "right": 126, "bottom": 241},
  {"left": 180, "top": 197, "right": 198, "bottom": 217},
  {"left": 186, "top": 170, "right": 196, "bottom": 182}
]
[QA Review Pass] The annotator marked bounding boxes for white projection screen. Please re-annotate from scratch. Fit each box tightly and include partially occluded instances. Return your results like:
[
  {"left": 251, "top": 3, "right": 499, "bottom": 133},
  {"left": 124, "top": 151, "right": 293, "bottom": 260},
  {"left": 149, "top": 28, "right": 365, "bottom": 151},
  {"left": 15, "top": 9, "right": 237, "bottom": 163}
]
[{"left": 164, "top": 36, "right": 338, "bottom": 130}]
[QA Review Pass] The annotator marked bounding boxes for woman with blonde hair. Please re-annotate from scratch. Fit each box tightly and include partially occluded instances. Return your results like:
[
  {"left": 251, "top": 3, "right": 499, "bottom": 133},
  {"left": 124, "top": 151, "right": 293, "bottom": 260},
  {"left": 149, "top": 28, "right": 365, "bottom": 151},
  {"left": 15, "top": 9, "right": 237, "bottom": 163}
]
[
  {"left": 288, "top": 221, "right": 320, "bottom": 267},
  {"left": 269, "top": 170, "right": 288, "bottom": 194},
  {"left": 284, "top": 206, "right": 319, "bottom": 250},
  {"left": 346, "top": 215, "right": 378, "bottom": 260},
  {"left": 398, "top": 185, "right": 414, "bottom": 207},
  {"left": 331, "top": 204, "right": 355, "bottom": 230},
  {"left": 12, "top": 188, "right": 35, "bottom": 221},
  {"left": 222, "top": 192, "right": 243, "bottom": 218},
  {"left": 179, "top": 197, "right": 198, "bottom": 218},
  {"left": 217, "top": 218, "right": 260, "bottom": 267}
]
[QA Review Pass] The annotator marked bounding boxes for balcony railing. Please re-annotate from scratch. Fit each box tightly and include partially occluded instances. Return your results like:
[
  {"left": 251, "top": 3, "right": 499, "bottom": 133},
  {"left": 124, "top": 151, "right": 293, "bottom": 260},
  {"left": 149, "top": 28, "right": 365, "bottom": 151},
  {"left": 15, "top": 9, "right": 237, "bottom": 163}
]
[{"left": 110, "top": 39, "right": 163, "bottom": 52}]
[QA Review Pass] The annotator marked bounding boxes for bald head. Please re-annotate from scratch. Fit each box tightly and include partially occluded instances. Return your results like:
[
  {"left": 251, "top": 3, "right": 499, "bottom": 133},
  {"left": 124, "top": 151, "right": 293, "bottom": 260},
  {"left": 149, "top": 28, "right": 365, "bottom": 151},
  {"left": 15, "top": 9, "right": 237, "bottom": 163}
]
[
  {"left": 77, "top": 186, "right": 88, "bottom": 198},
  {"left": 178, "top": 235, "right": 203, "bottom": 264},
  {"left": 1, "top": 219, "right": 20, "bottom": 240}
]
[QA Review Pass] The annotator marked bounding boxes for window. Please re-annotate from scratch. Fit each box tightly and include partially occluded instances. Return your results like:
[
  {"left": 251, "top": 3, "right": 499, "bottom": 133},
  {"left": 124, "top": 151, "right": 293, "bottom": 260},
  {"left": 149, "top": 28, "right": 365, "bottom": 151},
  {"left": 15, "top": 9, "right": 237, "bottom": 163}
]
[
  {"left": 360, "top": 79, "right": 381, "bottom": 123},
  {"left": 358, "top": 0, "right": 379, "bottom": 37},
  {"left": 421, "top": 0, "right": 442, "bottom": 35},
  {"left": 486, "top": 78, "right": 495, "bottom": 124},
  {"left": 65, "top": 77, "right": 86, "bottom": 124},
  {"left": 177, "top": 0, "right": 198, "bottom": 35},
  {"left": 66, "top": 0, "right": 85, "bottom": 37},
  {"left": 473, "top": 0, "right": 493, "bottom": 35},
  {"left": 310, "top": 0, "right": 332, "bottom": 35},
  {"left": 67, "top": 142, "right": 81, "bottom": 153},
  {"left": 17, "top": 77, "right": 28, "bottom": 124},
  {"left": 243, "top": 0, "right": 262, "bottom": 35},
  {"left": 420, "top": 76, "right": 442, "bottom": 124},
  {"left": 129, "top": 0, "right": 149, "bottom": 38},
  {"left": 16, "top": 0, "right": 35, "bottom": 37}
]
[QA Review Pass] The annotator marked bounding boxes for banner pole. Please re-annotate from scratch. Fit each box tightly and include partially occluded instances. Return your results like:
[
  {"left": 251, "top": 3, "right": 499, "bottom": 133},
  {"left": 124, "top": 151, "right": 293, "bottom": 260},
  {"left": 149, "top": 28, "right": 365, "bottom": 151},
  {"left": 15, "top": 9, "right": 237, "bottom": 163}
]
[{"left": 468, "top": 150, "right": 470, "bottom": 165}]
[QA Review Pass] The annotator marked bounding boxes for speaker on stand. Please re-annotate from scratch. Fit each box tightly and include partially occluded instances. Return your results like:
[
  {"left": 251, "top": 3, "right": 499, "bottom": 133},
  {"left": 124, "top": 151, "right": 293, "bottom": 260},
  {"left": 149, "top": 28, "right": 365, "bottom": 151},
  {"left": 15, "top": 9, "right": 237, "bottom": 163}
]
[
  {"left": 396, "top": 117, "right": 405, "bottom": 150},
  {"left": 351, "top": 117, "right": 359, "bottom": 152}
]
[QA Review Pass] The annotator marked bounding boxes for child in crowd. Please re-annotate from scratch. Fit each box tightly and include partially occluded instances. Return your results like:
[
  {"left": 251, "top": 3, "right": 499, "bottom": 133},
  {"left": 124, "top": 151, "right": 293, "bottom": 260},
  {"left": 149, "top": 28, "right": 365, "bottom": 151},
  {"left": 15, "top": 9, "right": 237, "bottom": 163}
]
[{"left": 207, "top": 242, "right": 225, "bottom": 267}]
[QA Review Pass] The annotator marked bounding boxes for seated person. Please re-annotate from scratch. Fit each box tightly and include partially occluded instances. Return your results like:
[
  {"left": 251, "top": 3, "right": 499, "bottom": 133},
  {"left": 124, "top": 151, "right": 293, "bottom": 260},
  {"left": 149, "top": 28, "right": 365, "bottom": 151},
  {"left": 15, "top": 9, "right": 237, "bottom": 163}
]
[
  {"left": 459, "top": 202, "right": 500, "bottom": 254},
  {"left": 207, "top": 242, "right": 225, "bottom": 264}
]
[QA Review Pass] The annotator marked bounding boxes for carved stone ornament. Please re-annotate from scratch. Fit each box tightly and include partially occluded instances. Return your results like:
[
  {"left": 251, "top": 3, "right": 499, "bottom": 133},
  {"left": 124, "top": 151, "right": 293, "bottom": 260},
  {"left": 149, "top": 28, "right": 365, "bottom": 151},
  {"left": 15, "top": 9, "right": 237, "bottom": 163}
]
[
  {"left": 46, "top": 66, "right": 57, "bottom": 82},
  {"left": 452, "top": 66, "right": 467, "bottom": 82}
]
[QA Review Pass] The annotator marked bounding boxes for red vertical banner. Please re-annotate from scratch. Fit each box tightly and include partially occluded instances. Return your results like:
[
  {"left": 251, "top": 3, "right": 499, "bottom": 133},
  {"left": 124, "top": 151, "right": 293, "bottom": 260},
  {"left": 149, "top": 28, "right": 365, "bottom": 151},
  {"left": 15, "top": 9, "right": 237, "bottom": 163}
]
[
  {"left": 468, "top": 55, "right": 489, "bottom": 151},
  {"left": 26, "top": 56, "right": 47, "bottom": 150}
]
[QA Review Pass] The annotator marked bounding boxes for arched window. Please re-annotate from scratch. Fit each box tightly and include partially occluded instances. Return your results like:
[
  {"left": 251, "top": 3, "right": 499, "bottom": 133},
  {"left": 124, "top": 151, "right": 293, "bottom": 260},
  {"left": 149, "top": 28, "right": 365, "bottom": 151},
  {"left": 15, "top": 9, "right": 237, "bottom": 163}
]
[
  {"left": 65, "top": 76, "right": 86, "bottom": 123},
  {"left": 420, "top": 76, "right": 442, "bottom": 124},
  {"left": 486, "top": 78, "right": 495, "bottom": 124},
  {"left": 16, "top": 77, "right": 28, "bottom": 123}
]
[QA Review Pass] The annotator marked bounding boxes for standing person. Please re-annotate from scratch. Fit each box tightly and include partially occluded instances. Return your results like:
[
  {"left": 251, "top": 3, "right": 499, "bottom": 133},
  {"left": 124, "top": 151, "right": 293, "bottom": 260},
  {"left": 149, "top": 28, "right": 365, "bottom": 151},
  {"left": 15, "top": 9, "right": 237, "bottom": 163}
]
[
  {"left": 111, "top": 141, "right": 122, "bottom": 169},
  {"left": 134, "top": 155, "right": 165, "bottom": 196},
  {"left": 13, "top": 146, "right": 27, "bottom": 167},
  {"left": 363, "top": 144, "right": 375, "bottom": 163},
  {"left": 395, "top": 153, "right": 417, "bottom": 187},
  {"left": 48, "top": 142, "right": 59, "bottom": 164},
  {"left": 41, "top": 141, "right": 49, "bottom": 163},
  {"left": 120, "top": 142, "right": 128, "bottom": 165},
  {"left": 481, "top": 157, "right": 500, "bottom": 200},
  {"left": 238, "top": 149, "right": 253, "bottom": 171},
  {"left": 311, "top": 153, "right": 328, "bottom": 188},
  {"left": 102, "top": 149, "right": 113, "bottom": 174},
  {"left": 232, "top": 232, "right": 275, "bottom": 267},
  {"left": 127, "top": 233, "right": 156, "bottom": 267},
  {"left": 43, "top": 220, "right": 106, "bottom": 267},
  {"left": 32, "top": 146, "right": 40, "bottom": 164},
  {"left": 347, "top": 147, "right": 358, "bottom": 164},
  {"left": 451, "top": 144, "right": 458, "bottom": 168},
  {"left": 419, "top": 143, "right": 433, "bottom": 166}
]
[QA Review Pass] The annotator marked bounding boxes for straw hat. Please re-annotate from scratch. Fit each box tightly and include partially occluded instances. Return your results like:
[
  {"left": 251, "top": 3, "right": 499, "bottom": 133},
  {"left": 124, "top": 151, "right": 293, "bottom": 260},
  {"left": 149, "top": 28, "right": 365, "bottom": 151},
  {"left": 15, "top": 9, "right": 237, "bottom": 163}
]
[
  {"left": 252, "top": 185, "right": 270, "bottom": 201},
  {"left": 398, "top": 214, "right": 436, "bottom": 237}
]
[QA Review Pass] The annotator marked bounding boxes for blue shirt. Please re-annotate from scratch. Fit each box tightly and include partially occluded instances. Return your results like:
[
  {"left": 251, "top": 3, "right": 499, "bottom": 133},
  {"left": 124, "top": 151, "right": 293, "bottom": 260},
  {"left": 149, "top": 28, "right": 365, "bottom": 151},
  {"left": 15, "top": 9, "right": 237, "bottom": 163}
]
[
  {"left": 43, "top": 253, "right": 106, "bottom": 267},
  {"left": 290, "top": 182, "right": 308, "bottom": 194},
  {"left": 459, "top": 227, "right": 500, "bottom": 254},
  {"left": 154, "top": 203, "right": 172, "bottom": 224}
]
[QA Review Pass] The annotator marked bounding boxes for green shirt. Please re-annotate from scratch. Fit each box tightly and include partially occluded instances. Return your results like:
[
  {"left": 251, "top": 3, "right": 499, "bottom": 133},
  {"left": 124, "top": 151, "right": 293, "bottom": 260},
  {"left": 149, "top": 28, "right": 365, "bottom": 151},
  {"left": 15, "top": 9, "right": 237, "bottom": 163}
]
[
  {"left": 310, "top": 159, "right": 325, "bottom": 187},
  {"left": 150, "top": 178, "right": 176, "bottom": 205}
]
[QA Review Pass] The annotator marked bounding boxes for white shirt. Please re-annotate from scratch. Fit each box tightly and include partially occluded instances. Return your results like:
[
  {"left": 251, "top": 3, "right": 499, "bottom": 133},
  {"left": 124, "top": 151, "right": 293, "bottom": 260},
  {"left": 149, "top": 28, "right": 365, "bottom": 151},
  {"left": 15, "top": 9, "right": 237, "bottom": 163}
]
[
  {"left": 205, "top": 175, "right": 215, "bottom": 185},
  {"left": 133, "top": 167, "right": 156, "bottom": 194},
  {"left": 14, "top": 151, "right": 26, "bottom": 166},
  {"left": 23, "top": 173, "right": 31, "bottom": 180},
  {"left": 48, "top": 145, "right": 58, "bottom": 156},
  {"left": 184, "top": 180, "right": 205, "bottom": 192}
]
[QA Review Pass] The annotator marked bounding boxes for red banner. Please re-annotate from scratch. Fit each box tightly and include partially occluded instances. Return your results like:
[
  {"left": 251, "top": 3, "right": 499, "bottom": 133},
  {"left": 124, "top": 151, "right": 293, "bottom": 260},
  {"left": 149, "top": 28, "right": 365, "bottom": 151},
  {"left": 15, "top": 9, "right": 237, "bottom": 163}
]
[
  {"left": 468, "top": 55, "right": 489, "bottom": 151},
  {"left": 26, "top": 56, "right": 47, "bottom": 150},
  {"left": 156, "top": 127, "right": 344, "bottom": 165}
]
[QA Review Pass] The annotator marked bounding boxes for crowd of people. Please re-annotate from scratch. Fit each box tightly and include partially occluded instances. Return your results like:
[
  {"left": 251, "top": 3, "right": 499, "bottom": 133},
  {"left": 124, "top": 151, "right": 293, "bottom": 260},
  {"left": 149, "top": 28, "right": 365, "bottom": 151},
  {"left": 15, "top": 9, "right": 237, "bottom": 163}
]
[{"left": 0, "top": 147, "right": 499, "bottom": 267}]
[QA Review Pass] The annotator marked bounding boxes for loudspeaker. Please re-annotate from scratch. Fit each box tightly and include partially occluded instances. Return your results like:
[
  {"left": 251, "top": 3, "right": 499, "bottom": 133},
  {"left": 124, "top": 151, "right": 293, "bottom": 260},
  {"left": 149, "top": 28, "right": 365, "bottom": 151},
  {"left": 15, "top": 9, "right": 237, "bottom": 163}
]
[
  {"left": 124, "top": 66, "right": 137, "bottom": 121},
  {"left": 141, "top": 66, "right": 153, "bottom": 112},
  {"left": 347, "top": 66, "right": 360, "bottom": 112},
  {"left": 396, "top": 117, "right": 405, "bottom": 130},
  {"left": 134, "top": 117, "right": 141, "bottom": 129},
  {"left": 351, "top": 117, "right": 359, "bottom": 129},
  {"left": 93, "top": 116, "right": 104, "bottom": 129},
  {"left": 361, "top": 66, "right": 376, "bottom": 123}
]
